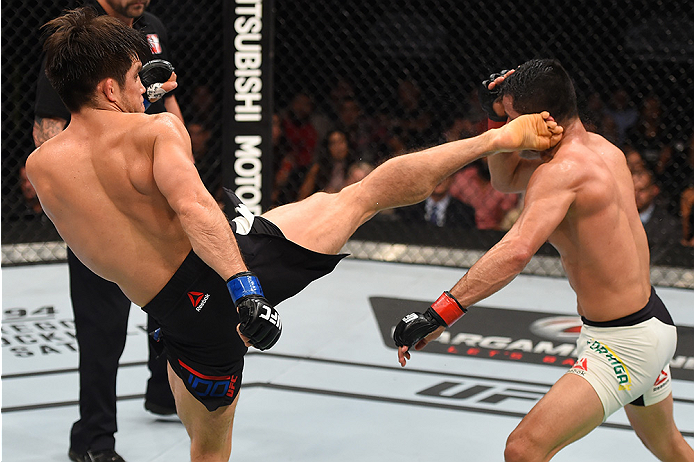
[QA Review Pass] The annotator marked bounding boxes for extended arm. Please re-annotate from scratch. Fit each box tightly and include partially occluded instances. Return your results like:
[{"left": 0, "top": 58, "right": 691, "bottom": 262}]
[
  {"left": 395, "top": 157, "right": 576, "bottom": 366},
  {"left": 449, "top": 168, "right": 575, "bottom": 306},
  {"left": 152, "top": 113, "right": 280, "bottom": 349}
]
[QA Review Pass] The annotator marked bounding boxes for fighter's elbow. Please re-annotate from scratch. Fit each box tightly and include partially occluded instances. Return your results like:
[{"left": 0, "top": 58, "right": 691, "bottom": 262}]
[{"left": 505, "top": 241, "right": 535, "bottom": 273}]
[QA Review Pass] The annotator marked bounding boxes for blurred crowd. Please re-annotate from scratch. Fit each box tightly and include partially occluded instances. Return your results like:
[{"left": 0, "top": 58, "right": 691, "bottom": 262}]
[
  {"left": 16, "top": 77, "right": 694, "bottom": 264},
  {"left": 265, "top": 78, "right": 694, "bottom": 263}
]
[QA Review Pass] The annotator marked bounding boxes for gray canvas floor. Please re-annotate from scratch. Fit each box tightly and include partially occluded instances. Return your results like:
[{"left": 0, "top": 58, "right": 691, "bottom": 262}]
[{"left": 2, "top": 258, "right": 694, "bottom": 461}]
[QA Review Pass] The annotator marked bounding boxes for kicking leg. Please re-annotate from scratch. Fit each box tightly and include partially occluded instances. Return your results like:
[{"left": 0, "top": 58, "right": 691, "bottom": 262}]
[
  {"left": 625, "top": 394, "right": 694, "bottom": 461},
  {"left": 167, "top": 363, "right": 238, "bottom": 462},
  {"left": 263, "top": 113, "right": 562, "bottom": 254},
  {"left": 263, "top": 132, "right": 500, "bottom": 254},
  {"left": 504, "top": 373, "right": 604, "bottom": 462}
]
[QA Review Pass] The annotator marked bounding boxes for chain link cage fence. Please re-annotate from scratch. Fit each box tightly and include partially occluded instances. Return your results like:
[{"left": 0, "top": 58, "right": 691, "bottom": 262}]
[{"left": 2, "top": 0, "right": 693, "bottom": 288}]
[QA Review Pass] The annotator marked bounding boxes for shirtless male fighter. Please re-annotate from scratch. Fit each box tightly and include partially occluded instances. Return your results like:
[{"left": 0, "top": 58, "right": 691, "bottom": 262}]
[{"left": 394, "top": 59, "right": 694, "bottom": 461}]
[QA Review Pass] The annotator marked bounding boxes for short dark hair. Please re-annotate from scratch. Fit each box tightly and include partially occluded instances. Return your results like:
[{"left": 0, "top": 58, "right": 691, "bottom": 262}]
[
  {"left": 502, "top": 59, "right": 579, "bottom": 124},
  {"left": 42, "top": 7, "right": 151, "bottom": 112}
]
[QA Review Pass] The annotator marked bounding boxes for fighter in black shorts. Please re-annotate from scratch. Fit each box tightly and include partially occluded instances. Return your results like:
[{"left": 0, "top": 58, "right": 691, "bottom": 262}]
[{"left": 144, "top": 191, "right": 346, "bottom": 411}]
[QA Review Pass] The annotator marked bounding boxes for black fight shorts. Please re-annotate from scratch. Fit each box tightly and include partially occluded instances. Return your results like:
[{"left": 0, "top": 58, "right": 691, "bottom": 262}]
[{"left": 143, "top": 214, "right": 346, "bottom": 411}]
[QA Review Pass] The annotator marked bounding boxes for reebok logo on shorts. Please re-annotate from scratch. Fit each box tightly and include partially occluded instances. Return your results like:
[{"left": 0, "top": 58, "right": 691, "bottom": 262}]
[
  {"left": 567, "top": 357, "right": 588, "bottom": 377},
  {"left": 188, "top": 291, "right": 211, "bottom": 312},
  {"left": 653, "top": 369, "right": 670, "bottom": 392}
]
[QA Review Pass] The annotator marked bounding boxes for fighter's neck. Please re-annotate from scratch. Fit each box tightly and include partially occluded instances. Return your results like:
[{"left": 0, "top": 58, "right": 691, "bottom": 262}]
[
  {"left": 558, "top": 118, "right": 587, "bottom": 143},
  {"left": 70, "top": 106, "right": 133, "bottom": 127}
]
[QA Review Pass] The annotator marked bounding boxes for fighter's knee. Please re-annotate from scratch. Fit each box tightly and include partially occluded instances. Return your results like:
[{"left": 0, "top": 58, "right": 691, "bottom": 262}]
[
  {"left": 190, "top": 442, "right": 229, "bottom": 462},
  {"left": 336, "top": 182, "right": 376, "bottom": 215},
  {"left": 637, "top": 431, "right": 693, "bottom": 461},
  {"left": 504, "top": 430, "right": 542, "bottom": 462}
]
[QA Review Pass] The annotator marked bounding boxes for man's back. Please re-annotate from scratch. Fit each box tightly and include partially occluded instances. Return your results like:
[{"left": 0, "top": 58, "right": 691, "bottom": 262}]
[
  {"left": 26, "top": 111, "right": 192, "bottom": 305},
  {"left": 542, "top": 128, "right": 651, "bottom": 321}
]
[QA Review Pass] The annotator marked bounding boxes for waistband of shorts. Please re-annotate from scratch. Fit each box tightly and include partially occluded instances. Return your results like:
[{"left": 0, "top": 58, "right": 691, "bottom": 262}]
[
  {"left": 581, "top": 286, "right": 674, "bottom": 327},
  {"left": 143, "top": 250, "right": 210, "bottom": 311}
]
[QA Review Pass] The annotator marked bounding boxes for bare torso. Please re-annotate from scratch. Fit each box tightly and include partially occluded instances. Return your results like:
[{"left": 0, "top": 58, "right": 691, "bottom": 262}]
[
  {"left": 26, "top": 111, "right": 193, "bottom": 306},
  {"left": 543, "top": 129, "right": 651, "bottom": 321}
]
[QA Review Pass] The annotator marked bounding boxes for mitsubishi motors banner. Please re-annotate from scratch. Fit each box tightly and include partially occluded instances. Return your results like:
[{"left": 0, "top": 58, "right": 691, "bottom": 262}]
[{"left": 224, "top": 0, "right": 274, "bottom": 214}]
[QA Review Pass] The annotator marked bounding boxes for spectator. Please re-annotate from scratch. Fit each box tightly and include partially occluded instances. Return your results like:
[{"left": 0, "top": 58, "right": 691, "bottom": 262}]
[
  {"left": 274, "top": 92, "right": 319, "bottom": 205},
  {"left": 450, "top": 158, "right": 519, "bottom": 230},
  {"left": 345, "top": 161, "right": 375, "bottom": 186},
  {"left": 187, "top": 121, "right": 220, "bottom": 198},
  {"left": 661, "top": 131, "right": 694, "bottom": 216},
  {"left": 582, "top": 91, "right": 619, "bottom": 145},
  {"left": 581, "top": 91, "right": 604, "bottom": 133},
  {"left": 626, "top": 94, "right": 672, "bottom": 168},
  {"left": 625, "top": 146, "right": 648, "bottom": 175},
  {"left": 188, "top": 84, "right": 214, "bottom": 127},
  {"left": 682, "top": 186, "right": 694, "bottom": 247},
  {"left": 390, "top": 78, "right": 436, "bottom": 150},
  {"left": 632, "top": 168, "right": 681, "bottom": 264},
  {"left": 462, "top": 87, "right": 490, "bottom": 132},
  {"left": 322, "top": 77, "right": 355, "bottom": 121},
  {"left": 604, "top": 87, "right": 638, "bottom": 146},
  {"left": 441, "top": 115, "right": 481, "bottom": 144},
  {"left": 396, "top": 174, "right": 476, "bottom": 228},
  {"left": 297, "top": 130, "right": 360, "bottom": 200},
  {"left": 680, "top": 134, "right": 694, "bottom": 246},
  {"left": 333, "top": 98, "right": 375, "bottom": 161},
  {"left": 270, "top": 112, "right": 288, "bottom": 188}
]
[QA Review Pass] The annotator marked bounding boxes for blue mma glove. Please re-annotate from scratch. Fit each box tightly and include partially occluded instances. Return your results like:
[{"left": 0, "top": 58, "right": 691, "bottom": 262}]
[
  {"left": 227, "top": 271, "right": 282, "bottom": 350},
  {"left": 139, "top": 59, "right": 174, "bottom": 105}
]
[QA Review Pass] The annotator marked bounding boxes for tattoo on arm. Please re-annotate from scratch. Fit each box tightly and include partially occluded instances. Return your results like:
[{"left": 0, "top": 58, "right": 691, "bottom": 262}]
[{"left": 33, "top": 116, "right": 67, "bottom": 147}]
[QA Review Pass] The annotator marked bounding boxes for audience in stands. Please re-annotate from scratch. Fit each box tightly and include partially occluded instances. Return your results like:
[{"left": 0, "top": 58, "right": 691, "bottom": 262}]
[
  {"left": 450, "top": 159, "right": 519, "bottom": 230},
  {"left": 396, "top": 174, "right": 476, "bottom": 229}
]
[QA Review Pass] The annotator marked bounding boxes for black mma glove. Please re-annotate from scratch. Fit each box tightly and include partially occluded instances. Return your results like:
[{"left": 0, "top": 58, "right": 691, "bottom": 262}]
[
  {"left": 393, "top": 291, "right": 467, "bottom": 348},
  {"left": 480, "top": 69, "right": 511, "bottom": 122},
  {"left": 227, "top": 271, "right": 281, "bottom": 350},
  {"left": 139, "top": 59, "right": 175, "bottom": 103}
]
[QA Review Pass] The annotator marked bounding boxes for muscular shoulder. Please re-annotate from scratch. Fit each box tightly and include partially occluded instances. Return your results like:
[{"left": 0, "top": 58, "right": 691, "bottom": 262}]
[
  {"left": 533, "top": 145, "right": 586, "bottom": 190},
  {"left": 25, "top": 146, "right": 43, "bottom": 176},
  {"left": 26, "top": 131, "right": 65, "bottom": 171},
  {"left": 140, "top": 112, "right": 187, "bottom": 141},
  {"left": 25, "top": 143, "right": 58, "bottom": 189}
]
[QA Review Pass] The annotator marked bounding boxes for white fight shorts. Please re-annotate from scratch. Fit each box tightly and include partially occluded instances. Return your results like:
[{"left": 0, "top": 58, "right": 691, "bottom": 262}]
[{"left": 566, "top": 288, "right": 677, "bottom": 419}]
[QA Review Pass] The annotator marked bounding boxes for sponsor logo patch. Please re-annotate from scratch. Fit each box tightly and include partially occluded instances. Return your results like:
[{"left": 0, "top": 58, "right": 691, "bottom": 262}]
[
  {"left": 587, "top": 339, "right": 632, "bottom": 390},
  {"left": 188, "top": 292, "right": 211, "bottom": 312},
  {"left": 178, "top": 359, "right": 238, "bottom": 398},
  {"left": 146, "top": 34, "right": 162, "bottom": 54}
]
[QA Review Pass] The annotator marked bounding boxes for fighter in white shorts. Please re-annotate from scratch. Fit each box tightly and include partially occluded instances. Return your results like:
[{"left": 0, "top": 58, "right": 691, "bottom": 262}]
[{"left": 568, "top": 286, "right": 677, "bottom": 420}]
